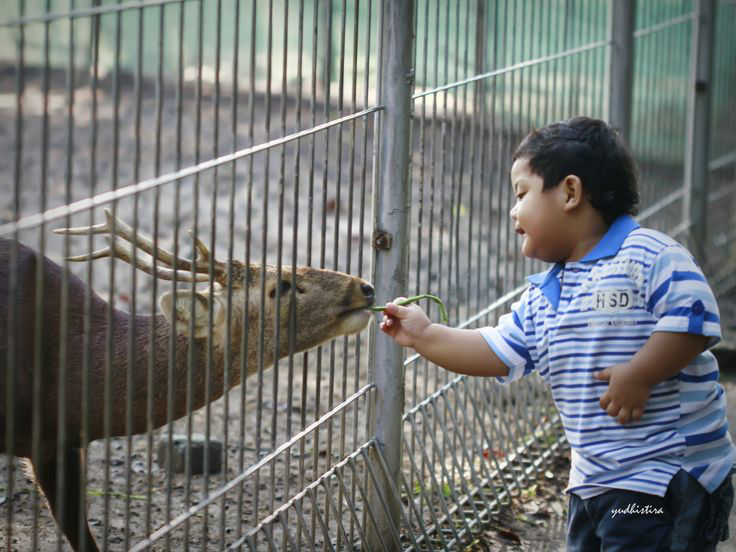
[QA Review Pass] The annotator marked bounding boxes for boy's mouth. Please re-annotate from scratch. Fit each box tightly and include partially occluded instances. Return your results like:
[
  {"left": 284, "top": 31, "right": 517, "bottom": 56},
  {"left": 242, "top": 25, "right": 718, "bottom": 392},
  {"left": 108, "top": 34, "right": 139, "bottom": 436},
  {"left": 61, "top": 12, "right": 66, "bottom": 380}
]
[{"left": 515, "top": 226, "right": 526, "bottom": 237}]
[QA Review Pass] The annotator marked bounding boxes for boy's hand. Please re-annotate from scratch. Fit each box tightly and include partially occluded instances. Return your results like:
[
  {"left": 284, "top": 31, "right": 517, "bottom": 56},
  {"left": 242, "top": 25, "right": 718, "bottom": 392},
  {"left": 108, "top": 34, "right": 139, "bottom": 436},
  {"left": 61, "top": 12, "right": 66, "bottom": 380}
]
[
  {"left": 379, "top": 297, "right": 432, "bottom": 349},
  {"left": 594, "top": 363, "right": 652, "bottom": 425}
]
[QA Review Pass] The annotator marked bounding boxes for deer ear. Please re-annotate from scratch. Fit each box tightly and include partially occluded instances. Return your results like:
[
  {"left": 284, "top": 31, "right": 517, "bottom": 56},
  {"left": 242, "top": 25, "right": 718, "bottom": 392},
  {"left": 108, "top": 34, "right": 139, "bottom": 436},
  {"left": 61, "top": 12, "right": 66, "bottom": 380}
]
[{"left": 160, "top": 290, "right": 223, "bottom": 339}]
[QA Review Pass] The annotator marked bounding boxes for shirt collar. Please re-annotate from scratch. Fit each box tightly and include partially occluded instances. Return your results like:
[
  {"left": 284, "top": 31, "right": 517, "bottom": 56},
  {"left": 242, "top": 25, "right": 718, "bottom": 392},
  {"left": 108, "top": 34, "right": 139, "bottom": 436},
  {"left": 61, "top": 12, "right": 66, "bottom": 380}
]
[
  {"left": 528, "top": 263, "right": 564, "bottom": 308},
  {"left": 577, "top": 215, "right": 640, "bottom": 262},
  {"left": 526, "top": 215, "right": 640, "bottom": 308}
]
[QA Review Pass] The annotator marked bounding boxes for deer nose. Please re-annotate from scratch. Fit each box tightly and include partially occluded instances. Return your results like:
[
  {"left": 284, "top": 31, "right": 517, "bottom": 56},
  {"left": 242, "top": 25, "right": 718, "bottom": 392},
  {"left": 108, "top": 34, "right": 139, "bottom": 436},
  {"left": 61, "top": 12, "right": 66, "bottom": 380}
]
[{"left": 361, "top": 283, "right": 375, "bottom": 299}]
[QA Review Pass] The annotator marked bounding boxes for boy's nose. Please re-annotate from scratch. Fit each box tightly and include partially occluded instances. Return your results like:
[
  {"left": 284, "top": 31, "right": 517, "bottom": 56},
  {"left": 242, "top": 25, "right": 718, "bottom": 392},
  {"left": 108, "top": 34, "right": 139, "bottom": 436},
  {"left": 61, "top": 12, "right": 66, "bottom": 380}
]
[{"left": 510, "top": 204, "right": 518, "bottom": 220}]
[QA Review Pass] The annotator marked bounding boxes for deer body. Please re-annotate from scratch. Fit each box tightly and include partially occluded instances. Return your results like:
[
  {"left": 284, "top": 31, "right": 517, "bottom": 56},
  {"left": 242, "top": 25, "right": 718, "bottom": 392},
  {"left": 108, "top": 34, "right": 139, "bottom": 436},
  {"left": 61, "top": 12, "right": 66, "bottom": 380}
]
[
  {"left": 0, "top": 213, "right": 374, "bottom": 551},
  {"left": 0, "top": 251, "right": 212, "bottom": 453}
]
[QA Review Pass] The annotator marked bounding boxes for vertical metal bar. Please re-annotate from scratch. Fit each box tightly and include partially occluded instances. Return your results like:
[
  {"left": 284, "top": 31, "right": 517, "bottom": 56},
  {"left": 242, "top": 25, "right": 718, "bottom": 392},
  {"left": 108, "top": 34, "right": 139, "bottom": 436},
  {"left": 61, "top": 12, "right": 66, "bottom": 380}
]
[
  {"left": 683, "top": 0, "right": 716, "bottom": 263},
  {"left": 206, "top": 0, "right": 225, "bottom": 544},
  {"left": 446, "top": 0, "right": 460, "bottom": 330},
  {"left": 176, "top": 0, "right": 195, "bottom": 547},
  {"left": 412, "top": 0, "right": 430, "bottom": 409},
  {"left": 222, "top": 0, "right": 242, "bottom": 542},
  {"left": 79, "top": 5, "right": 103, "bottom": 552},
  {"left": 366, "top": 1, "right": 414, "bottom": 549},
  {"left": 305, "top": 0, "right": 320, "bottom": 541},
  {"left": 271, "top": 1, "right": 289, "bottom": 545},
  {"left": 490, "top": 0, "right": 503, "bottom": 303},
  {"left": 102, "top": 6, "right": 123, "bottom": 549},
  {"left": 427, "top": 0, "right": 440, "bottom": 394},
  {"left": 505, "top": 0, "right": 517, "bottom": 291},
  {"left": 35, "top": 44, "right": 48, "bottom": 552},
  {"left": 255, "top": 0, "right": 275, "bottom": 532},
  {"left": 236, "top": 0, "right": 257, "bottom": 540},
  {"left": 36, "top": 17, "right": 51, "bottom": 545},
  {"left": 330, "top": 4, "right": 348, "bottom": 548},
  {"left": 359, "top": 2, "right": 376, "bottom": 539},
  {"left": 223, "top": 0, "right": 240, "bottom": 543},
  {"left": 8, "top": 3, "right": 25, "bottom": 551},
  {"left": 437, "top": 0, "right": 449, "bottom": 358},
  {"left": 124, "top": 2, "right": 146, "bottom": 549},
  {"left": 637, "top": 0, "right": 655, "bottom": 206},
  {"left": 284, "top": 0, "right": 305, "bottom": 546},
  {"left": 314, "top": 0, "right": 333, "bottom": 543},
  {"left": 343, "top": 2, "right": 363, "bottom": 546},
  {"left": 289, "top": 2, "right": 307, "bottom": 548},
  {"left": 588, "top": 0, "right": 597, "bottom": 117},
  {"left": 607, "top": 0, "right": 635, "bottom": 139}
]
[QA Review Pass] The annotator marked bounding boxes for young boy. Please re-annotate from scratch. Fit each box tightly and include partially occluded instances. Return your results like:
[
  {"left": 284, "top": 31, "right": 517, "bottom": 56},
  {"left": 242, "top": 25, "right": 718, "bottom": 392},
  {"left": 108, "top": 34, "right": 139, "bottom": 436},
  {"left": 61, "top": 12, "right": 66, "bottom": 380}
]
[{"left": 379, "top": 117, "right": 735, "bottom": 551}]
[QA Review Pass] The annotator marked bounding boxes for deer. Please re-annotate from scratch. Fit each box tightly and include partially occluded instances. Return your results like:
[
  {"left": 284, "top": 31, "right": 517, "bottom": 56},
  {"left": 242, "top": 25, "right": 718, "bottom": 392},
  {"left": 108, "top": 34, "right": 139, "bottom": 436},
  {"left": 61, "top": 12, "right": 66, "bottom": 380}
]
[{"left": 0, "top": 209, "right": 375, "bottom": 552}]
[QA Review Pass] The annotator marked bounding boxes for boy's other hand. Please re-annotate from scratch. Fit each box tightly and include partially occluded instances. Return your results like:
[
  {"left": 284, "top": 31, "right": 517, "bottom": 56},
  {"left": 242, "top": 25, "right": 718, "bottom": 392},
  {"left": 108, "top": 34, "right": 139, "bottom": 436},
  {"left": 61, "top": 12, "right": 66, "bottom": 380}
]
[
  {"left": 595, "top": 363, "right": 652, "bottom": 425},
  {"left": 379, "top": 297, "right": 432, "bottom": 349}
]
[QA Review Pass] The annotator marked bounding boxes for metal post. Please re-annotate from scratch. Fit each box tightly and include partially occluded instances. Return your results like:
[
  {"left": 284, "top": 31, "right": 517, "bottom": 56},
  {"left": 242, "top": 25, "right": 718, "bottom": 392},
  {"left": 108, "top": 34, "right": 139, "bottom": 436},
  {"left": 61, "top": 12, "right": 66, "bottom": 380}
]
[
  {"left": 607, "top": 0, "right": 635, "bottom": 140},
  {"left": 684, "top": 0, "right": 716, "bottom": 264},
  {"left": 367, "top": 0, "right": 414, "bottom": 549}
]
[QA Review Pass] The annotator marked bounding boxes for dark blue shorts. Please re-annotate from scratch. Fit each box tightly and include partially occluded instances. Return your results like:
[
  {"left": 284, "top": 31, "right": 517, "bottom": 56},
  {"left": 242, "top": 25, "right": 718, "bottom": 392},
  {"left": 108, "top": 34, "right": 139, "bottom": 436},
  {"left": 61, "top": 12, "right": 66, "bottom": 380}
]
[{"left": 567, "top": 468, "right": 735, "bottom": 551}]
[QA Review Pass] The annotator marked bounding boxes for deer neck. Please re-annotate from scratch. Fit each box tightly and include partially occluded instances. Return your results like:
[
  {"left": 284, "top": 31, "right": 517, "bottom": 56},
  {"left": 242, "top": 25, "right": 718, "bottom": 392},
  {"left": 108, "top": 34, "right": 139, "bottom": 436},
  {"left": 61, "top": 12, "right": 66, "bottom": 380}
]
[{"left": 100, "top": 309, "right": 239, "bottom": 438}]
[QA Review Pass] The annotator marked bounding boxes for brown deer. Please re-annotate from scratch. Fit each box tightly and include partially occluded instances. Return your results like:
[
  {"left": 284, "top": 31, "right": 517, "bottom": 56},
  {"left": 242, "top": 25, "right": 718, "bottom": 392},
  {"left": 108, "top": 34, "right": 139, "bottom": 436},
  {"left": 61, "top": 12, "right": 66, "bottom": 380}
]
[{"left": 0, "top": 210, "right": 375, "bottom": 551}]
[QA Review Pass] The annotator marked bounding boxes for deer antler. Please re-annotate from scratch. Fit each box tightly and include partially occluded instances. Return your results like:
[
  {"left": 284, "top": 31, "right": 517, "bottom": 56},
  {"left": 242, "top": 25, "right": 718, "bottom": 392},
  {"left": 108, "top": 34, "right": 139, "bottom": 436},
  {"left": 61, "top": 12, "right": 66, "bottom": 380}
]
[{"left": 53, "top": 209, "right": 226, "bottom": 283}]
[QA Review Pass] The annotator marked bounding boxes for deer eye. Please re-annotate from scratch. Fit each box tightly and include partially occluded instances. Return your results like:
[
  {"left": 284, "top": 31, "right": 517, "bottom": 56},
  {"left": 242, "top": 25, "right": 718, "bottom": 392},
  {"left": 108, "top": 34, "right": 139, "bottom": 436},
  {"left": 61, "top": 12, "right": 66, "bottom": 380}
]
[{"left": 269, "top": 280, "right": 292, "bottom": 298}]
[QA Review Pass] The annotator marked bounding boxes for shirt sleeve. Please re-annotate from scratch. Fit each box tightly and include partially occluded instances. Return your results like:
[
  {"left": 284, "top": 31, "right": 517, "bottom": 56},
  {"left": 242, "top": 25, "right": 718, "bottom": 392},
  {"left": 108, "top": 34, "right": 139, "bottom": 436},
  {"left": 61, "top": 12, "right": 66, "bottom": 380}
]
[
  {"left": 476, "top": 287, "right": 539, "bottom": 383},
  {"left": 645, "top": 244, "right": 722, "bottom": 349}
]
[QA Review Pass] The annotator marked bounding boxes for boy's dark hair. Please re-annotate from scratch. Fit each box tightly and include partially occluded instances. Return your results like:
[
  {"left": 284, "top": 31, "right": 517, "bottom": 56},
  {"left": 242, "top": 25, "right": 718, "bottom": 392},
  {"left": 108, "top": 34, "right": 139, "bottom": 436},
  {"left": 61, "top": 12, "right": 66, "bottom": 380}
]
[{"left": 512, "top": 117, "right": 640, "bottom": 225}]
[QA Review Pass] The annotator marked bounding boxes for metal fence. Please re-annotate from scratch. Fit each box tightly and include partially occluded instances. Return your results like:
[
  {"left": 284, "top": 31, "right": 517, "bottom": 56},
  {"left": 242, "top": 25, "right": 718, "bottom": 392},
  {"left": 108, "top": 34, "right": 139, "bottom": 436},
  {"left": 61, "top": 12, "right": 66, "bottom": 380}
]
[{"left": 1, "top": 0, "right": 734, "bottom": 550}]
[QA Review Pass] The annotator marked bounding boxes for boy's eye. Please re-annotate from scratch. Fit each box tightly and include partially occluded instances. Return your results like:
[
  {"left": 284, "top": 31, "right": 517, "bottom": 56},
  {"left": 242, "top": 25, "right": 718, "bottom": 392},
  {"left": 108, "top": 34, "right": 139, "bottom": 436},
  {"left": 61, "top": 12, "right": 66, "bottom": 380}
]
[{"left": 516, "top": 192, "right": 526, "bottom": 200}]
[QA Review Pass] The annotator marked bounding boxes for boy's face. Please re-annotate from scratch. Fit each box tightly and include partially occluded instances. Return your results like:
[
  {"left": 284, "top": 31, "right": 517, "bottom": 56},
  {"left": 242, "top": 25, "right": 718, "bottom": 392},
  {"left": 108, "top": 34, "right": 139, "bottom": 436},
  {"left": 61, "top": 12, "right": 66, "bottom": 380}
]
[{"left": 509, "top": 157, "right": 571, "bottom": 263}]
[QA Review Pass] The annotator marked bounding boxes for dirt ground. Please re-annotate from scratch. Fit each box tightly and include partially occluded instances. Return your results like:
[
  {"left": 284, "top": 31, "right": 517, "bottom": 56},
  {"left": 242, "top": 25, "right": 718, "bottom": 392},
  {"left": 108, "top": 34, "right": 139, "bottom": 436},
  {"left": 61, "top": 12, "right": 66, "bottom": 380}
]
[{"left": 463, "top": 453, "right": 570, "bottom": 552}]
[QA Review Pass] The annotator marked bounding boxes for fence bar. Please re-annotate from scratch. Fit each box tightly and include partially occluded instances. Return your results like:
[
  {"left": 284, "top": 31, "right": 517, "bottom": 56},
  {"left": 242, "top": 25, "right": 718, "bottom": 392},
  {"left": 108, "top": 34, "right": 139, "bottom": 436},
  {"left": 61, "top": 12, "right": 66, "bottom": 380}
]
[
  {"left": 607, "top": 0, "right": 635, "bottom": 139},
  {"left": 367, "top": 0, "right": 414, "bottom": 549},
  {"left": 683, "top": 0, "right": 716, "bottom": 263}
]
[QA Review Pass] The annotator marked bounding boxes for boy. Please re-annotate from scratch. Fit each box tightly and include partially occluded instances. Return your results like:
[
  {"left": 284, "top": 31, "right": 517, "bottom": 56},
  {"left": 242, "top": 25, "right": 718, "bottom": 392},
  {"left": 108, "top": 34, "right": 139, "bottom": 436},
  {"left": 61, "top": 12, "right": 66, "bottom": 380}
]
[{"left": 379, "top": 117, "right": 735, "bottom": 551}]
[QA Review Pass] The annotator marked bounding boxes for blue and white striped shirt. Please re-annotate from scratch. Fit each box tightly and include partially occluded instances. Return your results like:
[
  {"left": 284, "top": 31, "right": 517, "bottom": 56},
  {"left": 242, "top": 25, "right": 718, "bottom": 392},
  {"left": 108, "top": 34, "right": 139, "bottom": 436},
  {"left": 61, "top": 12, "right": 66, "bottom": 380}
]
[{"left": 479, "top": 215, "right": 736, "bottom": 499}]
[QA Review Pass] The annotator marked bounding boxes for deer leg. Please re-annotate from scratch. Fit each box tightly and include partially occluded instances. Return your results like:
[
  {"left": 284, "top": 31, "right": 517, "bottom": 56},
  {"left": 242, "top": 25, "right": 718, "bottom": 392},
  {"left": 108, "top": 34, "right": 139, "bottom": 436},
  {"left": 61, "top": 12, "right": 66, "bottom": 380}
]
[{"left": 32, "top": 449, "right": 99, "bottom": 552}]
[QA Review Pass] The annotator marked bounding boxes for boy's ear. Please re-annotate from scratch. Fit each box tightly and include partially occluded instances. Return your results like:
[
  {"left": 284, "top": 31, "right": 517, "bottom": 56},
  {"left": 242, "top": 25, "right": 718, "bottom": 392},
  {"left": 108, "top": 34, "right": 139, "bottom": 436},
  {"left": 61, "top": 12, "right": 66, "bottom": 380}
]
[
  {"left": 561, "top": 175, "right": 585, "bottom": 211},
  {"left": 160, "top": 290, "right": 225, "bottom": 338}
]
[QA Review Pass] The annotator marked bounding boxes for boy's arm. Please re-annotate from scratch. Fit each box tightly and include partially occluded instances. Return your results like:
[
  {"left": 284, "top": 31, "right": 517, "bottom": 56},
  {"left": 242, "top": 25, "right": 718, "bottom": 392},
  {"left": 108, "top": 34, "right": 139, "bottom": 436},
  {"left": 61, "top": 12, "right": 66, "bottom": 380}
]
[
  {"left": 380, "top": 300, "right": 510, "bottom": 377},
  {"left": 414, "top": 324, "right": 511, "bottom": 377},
  {"left": 594, "top": 331, "right": 709, "bottom": 424}
]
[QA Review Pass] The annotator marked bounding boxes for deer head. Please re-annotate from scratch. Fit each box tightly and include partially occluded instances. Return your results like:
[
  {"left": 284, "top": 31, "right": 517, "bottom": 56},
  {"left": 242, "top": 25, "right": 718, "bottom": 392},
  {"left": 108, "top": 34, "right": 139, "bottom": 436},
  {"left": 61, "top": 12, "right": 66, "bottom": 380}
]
[{"left": 54, "top": 209, "right": 375, "bottom": 376}]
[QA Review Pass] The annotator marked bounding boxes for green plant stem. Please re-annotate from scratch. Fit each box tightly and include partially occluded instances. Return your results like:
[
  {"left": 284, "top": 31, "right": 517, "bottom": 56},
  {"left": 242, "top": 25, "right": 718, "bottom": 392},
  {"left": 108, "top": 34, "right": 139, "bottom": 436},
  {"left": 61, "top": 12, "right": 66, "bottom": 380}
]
[{"left": 369, "top": 294, "right": 449, "bottom": 324}]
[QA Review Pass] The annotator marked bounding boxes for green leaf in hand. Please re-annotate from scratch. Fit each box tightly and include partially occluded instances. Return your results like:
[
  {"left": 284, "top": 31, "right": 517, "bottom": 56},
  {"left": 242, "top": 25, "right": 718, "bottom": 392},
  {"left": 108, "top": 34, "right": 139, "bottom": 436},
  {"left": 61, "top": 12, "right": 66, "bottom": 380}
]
[{"left": 369, "top": 294, "right": 449, "bottom": 325}]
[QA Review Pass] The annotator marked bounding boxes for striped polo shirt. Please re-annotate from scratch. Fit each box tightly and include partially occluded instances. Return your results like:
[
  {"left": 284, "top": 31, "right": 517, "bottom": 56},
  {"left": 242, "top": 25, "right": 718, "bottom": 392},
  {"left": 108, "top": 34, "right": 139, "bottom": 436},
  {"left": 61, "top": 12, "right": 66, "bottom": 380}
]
[{"left": 478, "top": 215, "right": 736, "bottom": 499}]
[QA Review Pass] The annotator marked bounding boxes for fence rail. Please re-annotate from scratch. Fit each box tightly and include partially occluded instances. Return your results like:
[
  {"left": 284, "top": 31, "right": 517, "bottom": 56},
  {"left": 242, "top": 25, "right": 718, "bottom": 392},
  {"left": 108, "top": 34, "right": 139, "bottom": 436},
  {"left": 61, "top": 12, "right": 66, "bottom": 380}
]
[{"left": 1, "top": 0, "right": 735, "bottom": 550}]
